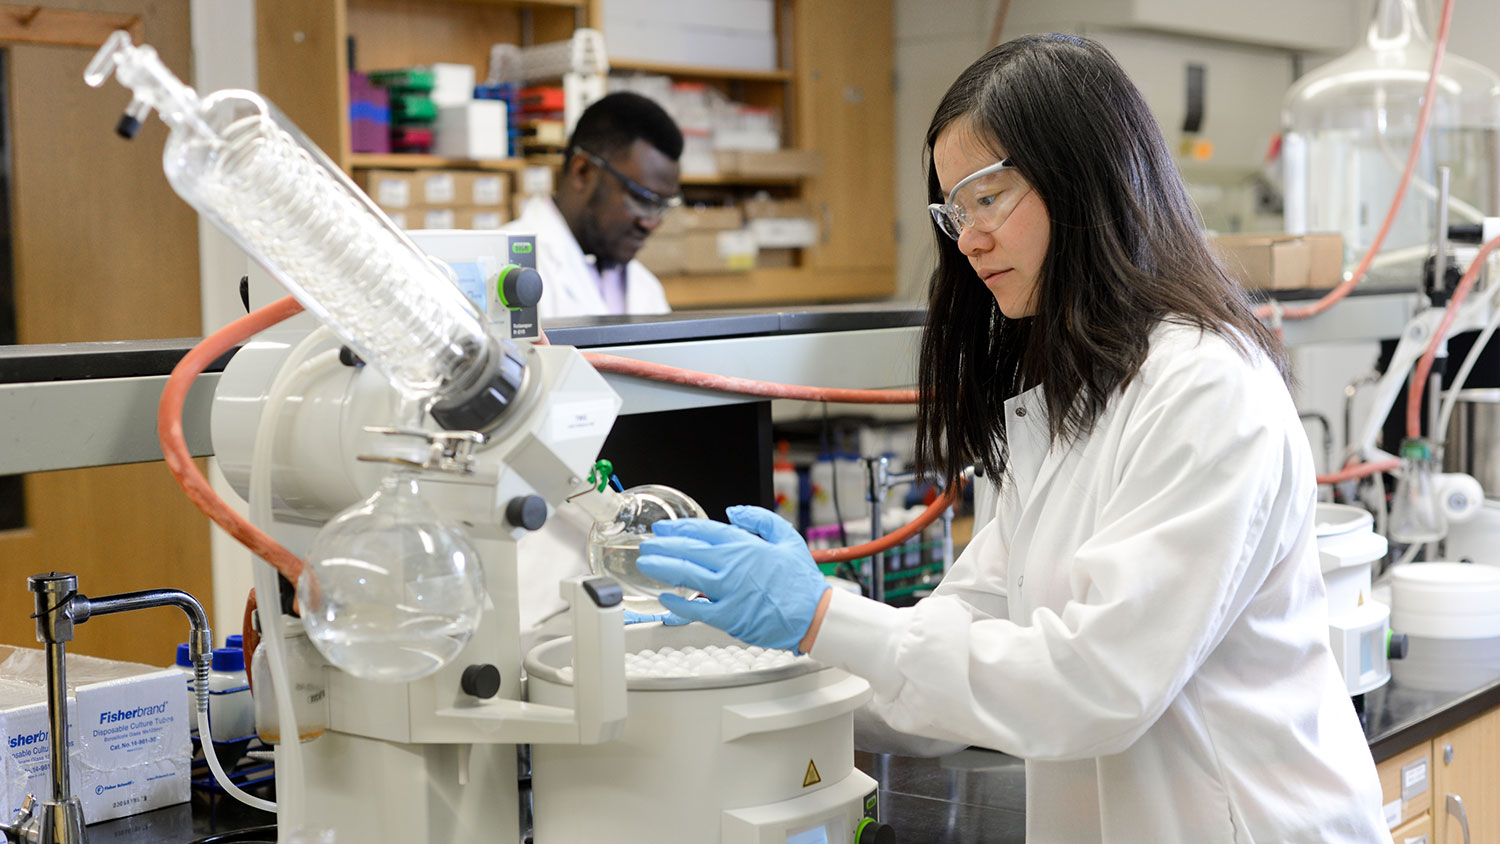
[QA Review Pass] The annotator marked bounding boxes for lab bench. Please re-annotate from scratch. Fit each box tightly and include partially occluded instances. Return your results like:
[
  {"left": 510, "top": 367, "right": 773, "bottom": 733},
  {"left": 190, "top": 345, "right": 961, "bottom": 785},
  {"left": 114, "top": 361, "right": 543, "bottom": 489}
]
[{"left": 81, "top": 662, "right": 1500, "bottom": 844}]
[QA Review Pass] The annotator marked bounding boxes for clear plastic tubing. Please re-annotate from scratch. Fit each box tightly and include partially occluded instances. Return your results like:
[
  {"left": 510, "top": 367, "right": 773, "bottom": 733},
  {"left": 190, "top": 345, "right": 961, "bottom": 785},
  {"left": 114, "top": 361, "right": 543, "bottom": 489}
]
[{"left": 84, "top": 31, "right": 490, "bottom": 402}]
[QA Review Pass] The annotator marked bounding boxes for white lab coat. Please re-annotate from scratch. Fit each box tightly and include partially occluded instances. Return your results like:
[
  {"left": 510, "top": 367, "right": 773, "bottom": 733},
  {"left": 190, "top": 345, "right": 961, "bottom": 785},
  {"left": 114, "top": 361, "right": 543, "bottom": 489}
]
[
  {"left": 501, "top": 196, "right": 671, "bottom": 319},
  {"left": 810, "top": 322, "right": 1386, "bottom": 842}
]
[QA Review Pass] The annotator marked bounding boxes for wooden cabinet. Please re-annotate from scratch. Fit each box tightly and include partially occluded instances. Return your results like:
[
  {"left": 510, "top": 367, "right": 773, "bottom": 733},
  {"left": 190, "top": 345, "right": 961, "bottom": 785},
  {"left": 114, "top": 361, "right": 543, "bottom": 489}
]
[
  {"left": 1391, "top": 813, "right": 1432, "bottom": 844},
  {"left": 1431, "top": 706, "right": 1500, "bottom": 843},
  {"left": 1379, "top": 743, "right": 1433, "bottom": 831},
  {"left": 255, "top": 0, "right": 895, "bottom": 309}
]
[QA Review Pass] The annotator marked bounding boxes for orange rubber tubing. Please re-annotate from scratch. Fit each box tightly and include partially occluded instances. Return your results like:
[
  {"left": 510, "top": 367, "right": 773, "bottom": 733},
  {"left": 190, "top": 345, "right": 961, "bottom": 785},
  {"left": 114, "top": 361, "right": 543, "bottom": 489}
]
[
  {"left": 581, "top": 352, "right": 919, "bottom": 404},
  {"left": 1406, "top": 233, "right": 1500, "bottom": 438},
  {"left": 158, "top": 294, "right": 307, "bottom": 583},
  {"left": 811, "top": 484, "right": 959, "bottom": 564}
]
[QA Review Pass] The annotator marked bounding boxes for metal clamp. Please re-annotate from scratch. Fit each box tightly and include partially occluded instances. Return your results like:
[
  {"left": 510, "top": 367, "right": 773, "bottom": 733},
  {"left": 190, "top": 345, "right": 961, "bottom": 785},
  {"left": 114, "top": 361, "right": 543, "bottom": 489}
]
[{"left": 357, "top": 426, "right": 485, "bottom": 475}]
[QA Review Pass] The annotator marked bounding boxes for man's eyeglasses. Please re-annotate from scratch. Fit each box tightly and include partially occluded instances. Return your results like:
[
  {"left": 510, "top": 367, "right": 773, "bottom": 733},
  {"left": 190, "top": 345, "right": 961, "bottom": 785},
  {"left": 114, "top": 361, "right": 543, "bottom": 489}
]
[
  {"left": 575, "top": 148, "right": 684, "bottom": 220},
  {"left": 928, "top": 159, "right": 1028, "bottom": 242}
]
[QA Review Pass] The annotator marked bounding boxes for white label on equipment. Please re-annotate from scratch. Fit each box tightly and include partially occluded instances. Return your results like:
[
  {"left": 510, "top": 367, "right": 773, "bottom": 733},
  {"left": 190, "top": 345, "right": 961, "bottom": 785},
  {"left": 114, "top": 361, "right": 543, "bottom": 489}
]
[
  {"left": 549, "top": 400, "right": 613, "bottom": 440},
  {"left": 1383, "top": 798, "right": 1402, "bottom": 829},
  {"left": 1402, "top": 758, "right": 1428, "bottom": 800},
  {"left": 1403, "top": 835, "right": 1427, "bottom": 844}
]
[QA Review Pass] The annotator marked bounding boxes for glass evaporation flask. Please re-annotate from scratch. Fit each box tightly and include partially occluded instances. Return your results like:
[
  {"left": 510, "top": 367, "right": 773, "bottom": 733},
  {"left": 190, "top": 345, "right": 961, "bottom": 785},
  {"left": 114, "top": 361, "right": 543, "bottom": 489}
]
[
  {"left": 574, "top": 480, "right": 707, "bottom": 603},
  {"left": 1281, "top": 0, "right": 1500, "bottom": 286}
]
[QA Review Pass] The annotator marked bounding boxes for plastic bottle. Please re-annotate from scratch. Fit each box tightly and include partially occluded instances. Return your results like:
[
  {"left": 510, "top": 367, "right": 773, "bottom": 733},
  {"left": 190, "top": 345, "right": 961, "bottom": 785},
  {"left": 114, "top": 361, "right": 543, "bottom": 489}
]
[
  {"left": 251, "top": 617, "right": 329, "bottom": 745},
  {"left": 208, "top": 647, "right": 256, "bottom": 742},
  {"left": 173, "top": 643, "right": 197, "bottom": 737},
  {"left": 836, "top": 452, "right": 869, "bottom": 521},
  {"left": 772, "top": 441, "right": 800, "bottom": 527},
  {"left": 809, "top": 454, "right": 836, "bottom": 527}
]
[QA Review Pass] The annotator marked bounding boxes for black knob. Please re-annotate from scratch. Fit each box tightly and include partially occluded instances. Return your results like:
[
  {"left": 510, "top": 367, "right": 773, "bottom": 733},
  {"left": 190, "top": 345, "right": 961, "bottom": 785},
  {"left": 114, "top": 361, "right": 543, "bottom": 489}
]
[
  {"left": 116, "top": 113, "right": 142, "bottom": 139},
  {"left": 500, "top": 266, "right": 544, "bottom": 309},
  {"left": 857, "top": 820, "right": 895, "bottom": 844},
  {"left": 338, "top": 346, "right": 365, "bottom": 368},
  {"left": 505, "top": 495, "right": 548, "bottom": 531},
  {"left": 461, "top": 664, "right": 501, "bottom": 699},
  {"left": 1388, "top": 632, "right": 1409, "bottom": 661}
]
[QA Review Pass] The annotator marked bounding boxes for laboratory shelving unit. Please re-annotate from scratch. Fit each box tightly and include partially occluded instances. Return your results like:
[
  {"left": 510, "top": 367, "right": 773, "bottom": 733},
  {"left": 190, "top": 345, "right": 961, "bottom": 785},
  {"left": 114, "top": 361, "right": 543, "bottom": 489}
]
[{"left": 254, "top": 0, "right": 896, "bottom": 308}]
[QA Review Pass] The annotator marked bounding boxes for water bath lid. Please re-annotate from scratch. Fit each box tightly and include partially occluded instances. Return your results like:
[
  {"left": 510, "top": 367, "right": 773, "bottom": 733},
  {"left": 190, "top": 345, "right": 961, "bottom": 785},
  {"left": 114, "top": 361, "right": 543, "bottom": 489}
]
[{"left": 1315, "top": 503, "right": 1373, "bottom": 538}]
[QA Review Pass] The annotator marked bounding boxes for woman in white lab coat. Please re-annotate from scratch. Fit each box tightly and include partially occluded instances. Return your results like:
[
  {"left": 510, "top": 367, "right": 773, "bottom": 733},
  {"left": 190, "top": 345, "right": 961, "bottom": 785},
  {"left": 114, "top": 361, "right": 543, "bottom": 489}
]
[{"left": 635, "top": 34, "right": 1388, "bottom": 842}]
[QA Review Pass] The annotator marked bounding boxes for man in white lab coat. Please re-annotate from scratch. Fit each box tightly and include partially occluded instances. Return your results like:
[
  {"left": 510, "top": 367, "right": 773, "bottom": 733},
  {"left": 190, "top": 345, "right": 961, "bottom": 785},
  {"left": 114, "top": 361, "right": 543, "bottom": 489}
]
[
  {"left": 507, "top": 93, "right": 684, "bottom": 648},
  {"left": 503, "top": 92, "right": 681, "bottom": 319}
]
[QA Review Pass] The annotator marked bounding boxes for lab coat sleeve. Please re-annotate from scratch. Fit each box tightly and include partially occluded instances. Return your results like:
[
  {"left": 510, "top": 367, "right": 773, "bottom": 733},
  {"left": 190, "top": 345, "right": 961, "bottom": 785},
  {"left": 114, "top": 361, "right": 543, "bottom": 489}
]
[
  {"left": 846, "top": 518, "right": 1006, "bottom": 758},
  {"left": 810, "top": 340, "right": 1295, "bottom": 761}
]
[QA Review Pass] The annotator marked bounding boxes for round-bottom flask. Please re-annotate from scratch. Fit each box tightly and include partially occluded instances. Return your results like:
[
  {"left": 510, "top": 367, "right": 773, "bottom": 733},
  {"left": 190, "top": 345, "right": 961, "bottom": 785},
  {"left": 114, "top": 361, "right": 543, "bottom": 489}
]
[
  {"left": 585, "top": 484, "right": 706, "bottom": 602},
  {"left": 297, "top": 468, "right": 485, "bottom": 683}
]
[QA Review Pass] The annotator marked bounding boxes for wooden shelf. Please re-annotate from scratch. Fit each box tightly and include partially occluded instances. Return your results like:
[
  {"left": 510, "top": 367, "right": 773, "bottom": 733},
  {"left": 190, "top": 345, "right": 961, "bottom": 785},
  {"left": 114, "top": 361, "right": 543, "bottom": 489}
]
[
  {"left": 349, "top": 153, "right": 530, "bottom": 171},
  {"left": 681, "top": 173, "right": 804, "bottom": 187},
  {"left": 660, "top": 267, "right": 895, "bottom": 308},
  {"left": 609, "top": 58, "right": 792, "bottom": 83},
  {"left": 435, "top": 0, "right": 588, "bottom": 7}
]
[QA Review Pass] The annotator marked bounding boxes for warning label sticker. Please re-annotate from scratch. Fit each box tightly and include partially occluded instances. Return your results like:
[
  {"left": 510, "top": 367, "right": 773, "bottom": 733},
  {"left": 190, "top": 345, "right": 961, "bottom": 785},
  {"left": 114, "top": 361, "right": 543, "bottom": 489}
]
[{"left": 802, "top": 758, "right": 822, "bottom": 788}]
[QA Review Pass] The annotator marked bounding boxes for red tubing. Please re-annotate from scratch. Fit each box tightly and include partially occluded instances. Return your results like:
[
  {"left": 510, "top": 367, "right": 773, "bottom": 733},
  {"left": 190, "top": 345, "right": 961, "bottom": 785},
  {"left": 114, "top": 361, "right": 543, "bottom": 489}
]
[
  {"left": 811, "top": 485, "right": 959, "bottom": 564},
  {"left": 1257, "top": 0, "right": 1454, "bottom": 323},
  {"left": 158, "top": 295, "right": 307, "bottom": 583},
  {"left": 1406, "top": 234, "right": 1500, "bottom": 438},
  {"left": 1317, "top": 458, "right": 1400, "bottom": 486},
  {"left": 582, "top": 352, "right": 919, "bottom": 404}
]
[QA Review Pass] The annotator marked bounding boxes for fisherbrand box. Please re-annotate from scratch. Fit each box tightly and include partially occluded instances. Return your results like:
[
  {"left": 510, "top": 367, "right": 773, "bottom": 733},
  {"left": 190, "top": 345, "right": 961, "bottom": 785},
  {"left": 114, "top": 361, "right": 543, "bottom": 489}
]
[{"left": 0, "top": 646, "right": 191, "bottom": 825}]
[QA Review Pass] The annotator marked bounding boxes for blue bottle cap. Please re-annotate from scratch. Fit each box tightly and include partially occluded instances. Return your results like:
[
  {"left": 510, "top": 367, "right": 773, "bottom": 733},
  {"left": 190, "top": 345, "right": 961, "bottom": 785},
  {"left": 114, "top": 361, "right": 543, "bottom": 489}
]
[
  {"left": 211, "top": 648, "right": 245, "bottom": 673},
  {"left": 175, "top": 642, "right": 192, "bottom": 668},
  {"left": 225, "top": 634, "right": 244, "bottom": 650}
]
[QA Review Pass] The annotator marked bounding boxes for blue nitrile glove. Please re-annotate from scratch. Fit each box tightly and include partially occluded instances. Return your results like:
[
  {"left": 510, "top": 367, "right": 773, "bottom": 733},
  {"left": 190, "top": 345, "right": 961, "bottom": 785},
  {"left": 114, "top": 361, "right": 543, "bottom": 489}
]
[
  {"left": 622, "top": 608, "right": 694, "bottom": 626},
  {"left": 636, "top": 505, "right": 830, "bottom": 652}
]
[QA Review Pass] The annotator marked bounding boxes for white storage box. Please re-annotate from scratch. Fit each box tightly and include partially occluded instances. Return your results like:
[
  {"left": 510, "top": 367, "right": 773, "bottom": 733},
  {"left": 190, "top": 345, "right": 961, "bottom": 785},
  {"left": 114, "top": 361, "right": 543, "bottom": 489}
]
[
  {"left": 434, "top": 101, "right": 508, "bottom": 160},
  {"left": 0, "top": 646, "right": 191, "bottom": 825}
]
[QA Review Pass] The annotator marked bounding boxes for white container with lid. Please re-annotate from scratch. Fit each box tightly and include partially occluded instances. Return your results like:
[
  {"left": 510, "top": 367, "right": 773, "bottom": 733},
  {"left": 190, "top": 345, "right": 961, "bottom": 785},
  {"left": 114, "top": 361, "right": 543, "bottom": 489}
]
[{"left": 1390, "top": 562, "right": 1500, "bottom": 638}]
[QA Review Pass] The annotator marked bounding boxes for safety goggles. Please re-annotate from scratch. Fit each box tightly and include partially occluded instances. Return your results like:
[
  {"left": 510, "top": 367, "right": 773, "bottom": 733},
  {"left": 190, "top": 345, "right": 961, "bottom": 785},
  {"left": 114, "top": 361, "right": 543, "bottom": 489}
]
[
  {"left": 575, "top": 148, "right": 684, "bottom": 220},
  {"left": 928, "top": 159, "right": 1028, "bottom": 241}
]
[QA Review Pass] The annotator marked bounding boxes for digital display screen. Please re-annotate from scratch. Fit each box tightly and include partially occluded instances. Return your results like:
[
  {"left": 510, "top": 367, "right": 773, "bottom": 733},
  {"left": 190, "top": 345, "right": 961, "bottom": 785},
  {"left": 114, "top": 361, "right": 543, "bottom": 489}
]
[{"left": 1360, "top": 629, "right": 1375, "bottom": 676}]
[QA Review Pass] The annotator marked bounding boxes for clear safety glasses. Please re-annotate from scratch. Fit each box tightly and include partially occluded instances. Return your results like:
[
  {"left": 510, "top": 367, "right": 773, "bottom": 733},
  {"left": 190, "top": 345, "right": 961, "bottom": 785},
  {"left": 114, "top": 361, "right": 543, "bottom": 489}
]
[
  {"left": 576, "top": 148, "right": 684, "bottom": 221},
  {"left": 928, "top": 158, "right": 1028, "bottom": 241}
]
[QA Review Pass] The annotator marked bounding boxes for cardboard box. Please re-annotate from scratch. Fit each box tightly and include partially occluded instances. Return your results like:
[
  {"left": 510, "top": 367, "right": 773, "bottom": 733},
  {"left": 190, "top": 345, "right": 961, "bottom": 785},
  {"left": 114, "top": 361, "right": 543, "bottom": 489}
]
[
  {"left": 393, "top": 205, "right": 459, "bottom": 230},
  {"left": 756, "top": 247, "right": 797, "bottom": 269},
  {"left": 634, "top": 233, "right": 686, "bottom": 276},
  {"left": 658, "top": 206, "right": 744, "bottom": 236},
  {"left": 454, "top": 207, "right": 510, "bottom": 230},
  {"left": 453, "top": 172, "right": 509, "bottom": 207},
  {"left": 742, "top": 198, "right": 816, "bottom": 220},
  {"left": 715, "top": 149, "right": 821, "bottom": 179},
  {"left": 1212, "top": 232, "right": 1343, "bottom": 291},
  {"left": 0, "top": 646, "right": 190, "bottom": 825},
  {"left": 355, "top": 169, "right": 415, "bottom": 210},
  {"left": 748, "top": 217, "right": 818, "bottom": 249},
  {"left": 682, "top": 229, "right": 756, "bottom": 274}
]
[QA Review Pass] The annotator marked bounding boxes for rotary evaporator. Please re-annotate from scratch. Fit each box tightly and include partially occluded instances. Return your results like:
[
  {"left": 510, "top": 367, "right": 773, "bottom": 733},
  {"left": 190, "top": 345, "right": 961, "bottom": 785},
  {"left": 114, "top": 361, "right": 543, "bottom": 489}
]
[{"left": 75, "top": 31, "right": 888, "bottom": 844}]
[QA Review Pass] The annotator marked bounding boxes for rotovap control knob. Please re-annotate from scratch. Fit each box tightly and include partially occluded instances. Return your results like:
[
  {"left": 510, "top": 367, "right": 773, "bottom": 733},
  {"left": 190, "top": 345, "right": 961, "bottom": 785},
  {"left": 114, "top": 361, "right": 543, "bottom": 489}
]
[
  {"left": 857, "top": 818, "right": 896, "bottom": 843},
  {"left": 505, "top": 495, "right": 548, "bottom": 531}
]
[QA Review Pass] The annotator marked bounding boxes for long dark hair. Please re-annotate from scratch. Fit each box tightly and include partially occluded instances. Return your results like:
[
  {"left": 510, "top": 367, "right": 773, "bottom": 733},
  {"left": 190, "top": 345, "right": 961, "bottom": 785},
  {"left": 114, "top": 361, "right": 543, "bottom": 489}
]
[{"left": 915, "top": 34, "right": 1289, "bottom": 488}]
